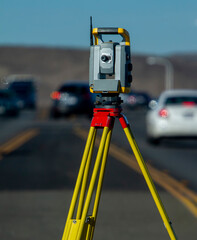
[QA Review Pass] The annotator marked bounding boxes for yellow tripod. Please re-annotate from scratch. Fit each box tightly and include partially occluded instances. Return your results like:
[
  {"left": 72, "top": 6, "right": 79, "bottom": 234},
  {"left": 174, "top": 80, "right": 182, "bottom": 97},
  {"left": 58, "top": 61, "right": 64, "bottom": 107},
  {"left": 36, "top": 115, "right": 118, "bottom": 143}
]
[{"left": 62, "top": 107, "right": 177, "bottom": 240}]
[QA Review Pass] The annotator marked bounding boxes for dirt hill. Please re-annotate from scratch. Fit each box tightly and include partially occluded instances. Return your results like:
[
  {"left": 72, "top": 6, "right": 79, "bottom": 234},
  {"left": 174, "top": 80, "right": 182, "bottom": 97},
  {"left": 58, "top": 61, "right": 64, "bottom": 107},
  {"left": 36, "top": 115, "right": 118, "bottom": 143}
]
[{"left": 0, "top": 46, "right": 197, "bottom": 106}]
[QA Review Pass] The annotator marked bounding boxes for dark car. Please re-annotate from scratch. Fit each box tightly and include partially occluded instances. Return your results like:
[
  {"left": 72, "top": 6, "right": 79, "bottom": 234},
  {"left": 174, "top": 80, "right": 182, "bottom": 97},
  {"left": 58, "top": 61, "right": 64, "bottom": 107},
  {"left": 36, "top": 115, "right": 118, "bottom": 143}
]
[
  {"left": 50, "top": 82, "right": 94, "bottom": 118},
  {"left": 0, "top": 89, "right": 20, "bottom": 116},
  {"left": 8, "top": 80, "right": 37, "bottom": 109},
  {"left": 121, "top": 91, "right": 151, "bottom": 109}
]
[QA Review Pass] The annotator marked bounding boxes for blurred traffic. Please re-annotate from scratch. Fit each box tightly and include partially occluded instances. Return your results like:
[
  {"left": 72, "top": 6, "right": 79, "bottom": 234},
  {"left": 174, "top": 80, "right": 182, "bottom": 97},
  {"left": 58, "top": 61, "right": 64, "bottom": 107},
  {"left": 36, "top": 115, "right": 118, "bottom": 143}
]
[
  {"left": 50, "top": 82, "right": 95, "bottom": 118},
  {"left": 146, "top": 89, "right": 197, "bottom": 144},
  {"left": 0, "top": 89, "right": 20, "bottom": 116},
  {"left": 121, "top": 90, "right": 151, "bottom": 109},
  {"left": 0, "top": 74, "right": 37, "bottom": 118},
  {"left": 7, "top": 75, "right": 37, "bottom": 109},
  {"left": 2, "top": 71, "right": 197, "bottom": 151}
]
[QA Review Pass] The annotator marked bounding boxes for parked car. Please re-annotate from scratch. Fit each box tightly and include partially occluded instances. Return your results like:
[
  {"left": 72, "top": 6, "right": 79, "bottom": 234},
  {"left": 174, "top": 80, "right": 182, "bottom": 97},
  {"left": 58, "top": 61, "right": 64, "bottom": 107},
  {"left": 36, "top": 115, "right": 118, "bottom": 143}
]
[
  {"left": 121, "top": 91, "right": 151, "bottom": 109},
  {"left": 50, "top": 82, "right": 94, "bottom": 118},
  {"left": 0, "top": 89, "right": 20, "bottom": 116},
  {"left": 146, "top": 89, "right": 197, "bottom": 144},
  {"left": 8, "top": 79, "right": 37, "bottom": 109}
]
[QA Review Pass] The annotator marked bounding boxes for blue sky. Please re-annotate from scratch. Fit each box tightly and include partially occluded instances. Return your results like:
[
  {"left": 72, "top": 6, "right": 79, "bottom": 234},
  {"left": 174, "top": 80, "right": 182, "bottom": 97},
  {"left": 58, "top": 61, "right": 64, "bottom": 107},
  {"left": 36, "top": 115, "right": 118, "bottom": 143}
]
[{"left": 1, "top": 0, "right": 197, "bottom": 55}]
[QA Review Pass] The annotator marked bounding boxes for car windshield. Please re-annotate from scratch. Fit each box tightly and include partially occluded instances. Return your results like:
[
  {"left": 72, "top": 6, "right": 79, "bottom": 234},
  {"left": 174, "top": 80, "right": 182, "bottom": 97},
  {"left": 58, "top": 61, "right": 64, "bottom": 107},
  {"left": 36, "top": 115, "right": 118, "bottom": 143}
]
[
  {"left": 10, "top": 82, "right": 34, "bottom": 89},
  {"left": 165, "top": 96, "right": 197, "bottom": 105},
  {"left": 59, "top": 85, "right": 88, "bottom": 94}
]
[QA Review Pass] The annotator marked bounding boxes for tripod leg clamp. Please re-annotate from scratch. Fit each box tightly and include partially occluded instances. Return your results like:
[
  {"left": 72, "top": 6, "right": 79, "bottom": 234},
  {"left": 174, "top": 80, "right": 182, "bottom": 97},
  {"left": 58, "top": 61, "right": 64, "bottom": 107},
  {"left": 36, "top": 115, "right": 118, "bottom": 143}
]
[
  {"left": 65, "top": 217, "right": 95, "bottom": 240},
  {"left": 119, "top": 114, "right": 130, "bottom": 129}
]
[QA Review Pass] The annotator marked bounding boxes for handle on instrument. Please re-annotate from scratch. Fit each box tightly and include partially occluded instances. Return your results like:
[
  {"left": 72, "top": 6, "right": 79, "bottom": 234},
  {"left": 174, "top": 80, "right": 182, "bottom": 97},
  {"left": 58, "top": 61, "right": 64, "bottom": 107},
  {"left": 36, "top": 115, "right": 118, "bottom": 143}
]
[{"left": 92, "top": 27, "right": 130, "bottom": 46}]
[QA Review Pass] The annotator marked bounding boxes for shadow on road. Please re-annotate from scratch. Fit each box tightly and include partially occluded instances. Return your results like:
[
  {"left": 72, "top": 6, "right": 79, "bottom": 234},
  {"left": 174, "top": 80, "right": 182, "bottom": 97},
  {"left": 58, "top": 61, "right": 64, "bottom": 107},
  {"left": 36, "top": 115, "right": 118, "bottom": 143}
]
[{"left": 158, "top": 138, "right": 197, "bottom": 149}]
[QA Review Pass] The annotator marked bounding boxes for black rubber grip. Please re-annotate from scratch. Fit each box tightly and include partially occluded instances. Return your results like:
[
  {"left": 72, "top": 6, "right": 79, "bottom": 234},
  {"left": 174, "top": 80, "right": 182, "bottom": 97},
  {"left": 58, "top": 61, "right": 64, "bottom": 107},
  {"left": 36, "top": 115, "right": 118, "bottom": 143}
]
[{"left": 97, "top": 28, "right": 119, "bottom": 34}]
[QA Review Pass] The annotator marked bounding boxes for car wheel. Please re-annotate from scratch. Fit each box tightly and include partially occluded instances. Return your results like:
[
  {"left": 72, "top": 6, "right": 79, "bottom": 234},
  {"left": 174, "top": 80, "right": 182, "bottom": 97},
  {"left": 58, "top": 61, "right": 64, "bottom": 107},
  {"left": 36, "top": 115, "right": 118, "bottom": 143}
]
[
  {"left": 147, "top": 137, "right": 161, "bottom": 145},
  {"left": 50, "top": 109, "right": 61, "bottom": 119}
]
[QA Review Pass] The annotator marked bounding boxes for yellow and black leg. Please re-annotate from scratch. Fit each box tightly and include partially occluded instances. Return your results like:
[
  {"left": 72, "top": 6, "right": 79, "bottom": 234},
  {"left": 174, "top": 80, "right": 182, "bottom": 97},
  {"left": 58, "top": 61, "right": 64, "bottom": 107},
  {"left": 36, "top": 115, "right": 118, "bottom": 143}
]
[
  {"left": 62, "top": 110, "right": 114, "bottom": 240},
  {"left": 119, "top": 114, "right": 177, "bottom": 240}
]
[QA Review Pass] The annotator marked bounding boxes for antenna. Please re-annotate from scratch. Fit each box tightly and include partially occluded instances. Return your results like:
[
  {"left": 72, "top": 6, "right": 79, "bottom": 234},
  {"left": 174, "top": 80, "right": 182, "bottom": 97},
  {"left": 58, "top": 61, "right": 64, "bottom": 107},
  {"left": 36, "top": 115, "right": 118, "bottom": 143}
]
[{"left": 90, "top": 16, "right": 93, "bottom": 46}]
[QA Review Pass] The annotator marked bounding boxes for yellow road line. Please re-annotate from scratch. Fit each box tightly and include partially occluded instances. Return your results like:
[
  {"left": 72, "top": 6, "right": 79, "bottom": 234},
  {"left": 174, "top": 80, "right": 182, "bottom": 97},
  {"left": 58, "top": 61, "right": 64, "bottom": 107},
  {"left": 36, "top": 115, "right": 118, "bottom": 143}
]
[
  {"left": 0, "top": 128, "right": 40, "bottom": 155},
  {"left": 74, "top": 127, "right": 197, "bottom": 218}
]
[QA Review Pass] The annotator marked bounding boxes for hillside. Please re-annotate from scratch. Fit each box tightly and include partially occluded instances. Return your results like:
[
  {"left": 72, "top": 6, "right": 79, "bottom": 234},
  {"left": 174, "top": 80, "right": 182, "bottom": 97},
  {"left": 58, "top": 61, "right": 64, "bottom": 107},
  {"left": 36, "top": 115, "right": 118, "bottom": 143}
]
[{"left": 0, "top": 46, "right": 197, "bottom": 106}]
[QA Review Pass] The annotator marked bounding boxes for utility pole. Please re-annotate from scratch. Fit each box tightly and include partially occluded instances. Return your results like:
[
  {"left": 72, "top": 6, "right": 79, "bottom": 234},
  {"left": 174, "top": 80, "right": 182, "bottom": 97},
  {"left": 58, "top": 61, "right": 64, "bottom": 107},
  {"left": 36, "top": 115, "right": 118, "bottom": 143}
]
[{"left": 147, "top": 56, "right": 174, "bottom": 90}]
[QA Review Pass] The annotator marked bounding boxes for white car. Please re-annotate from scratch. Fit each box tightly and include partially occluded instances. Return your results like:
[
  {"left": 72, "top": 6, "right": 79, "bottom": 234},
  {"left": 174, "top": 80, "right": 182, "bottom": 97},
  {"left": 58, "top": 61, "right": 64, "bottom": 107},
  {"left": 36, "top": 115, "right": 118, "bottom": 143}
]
[{"left": 146, "top": 89, "right": 197, "bottom": 144}]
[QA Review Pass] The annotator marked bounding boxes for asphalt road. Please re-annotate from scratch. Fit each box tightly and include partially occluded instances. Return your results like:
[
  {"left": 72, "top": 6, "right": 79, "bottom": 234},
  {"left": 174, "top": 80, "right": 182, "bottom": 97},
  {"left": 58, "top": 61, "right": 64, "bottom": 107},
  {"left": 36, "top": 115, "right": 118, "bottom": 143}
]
[{"left": 0, "top": 107, "right": 196, "bottom": 240}]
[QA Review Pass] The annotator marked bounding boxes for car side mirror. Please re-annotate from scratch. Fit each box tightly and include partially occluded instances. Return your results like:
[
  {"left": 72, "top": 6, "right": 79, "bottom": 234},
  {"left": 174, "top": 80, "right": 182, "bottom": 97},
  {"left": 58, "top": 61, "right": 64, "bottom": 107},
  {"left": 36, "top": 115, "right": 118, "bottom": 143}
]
[{"left": 148, "top": 100, "right": 158, "bottom": 110}]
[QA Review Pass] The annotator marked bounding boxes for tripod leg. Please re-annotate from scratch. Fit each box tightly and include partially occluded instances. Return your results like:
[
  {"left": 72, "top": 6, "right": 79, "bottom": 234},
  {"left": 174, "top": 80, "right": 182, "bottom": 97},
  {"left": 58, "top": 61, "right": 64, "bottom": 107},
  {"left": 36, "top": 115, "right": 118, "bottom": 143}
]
[
  {"left": 76, "top": 127, "right": 110, "bottom": 240},
  {"left": 62, "top": 126, "right": 96, "bottom": 240},
  {"left": 121, "top": 122, "right": 177, "bottom": 240},
  {"left": 76, "top": 129, "right": 97, "bottom": 219},
  {"left": 78, "top": 128, "right": 113, "bottom": 240},
  {"left": 92, "top": 128, "right": 112, "bottom": 221}
]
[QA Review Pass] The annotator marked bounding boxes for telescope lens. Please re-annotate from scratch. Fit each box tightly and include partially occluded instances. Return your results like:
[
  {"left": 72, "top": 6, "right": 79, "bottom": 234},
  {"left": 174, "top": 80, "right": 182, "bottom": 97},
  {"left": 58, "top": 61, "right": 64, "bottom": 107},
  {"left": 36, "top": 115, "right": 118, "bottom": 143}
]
[{"left": 101, "top": 55, "right": 111, "bottom": 62}]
